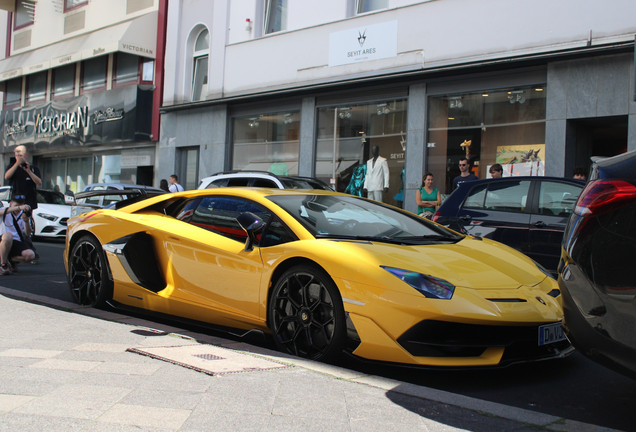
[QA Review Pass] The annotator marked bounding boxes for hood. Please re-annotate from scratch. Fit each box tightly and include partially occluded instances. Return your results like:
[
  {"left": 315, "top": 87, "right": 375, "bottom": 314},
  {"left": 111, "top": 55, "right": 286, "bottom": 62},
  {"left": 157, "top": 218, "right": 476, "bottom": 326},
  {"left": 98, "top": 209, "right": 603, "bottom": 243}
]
[{"left": 334, "top": 237, "right": 544, "bottom": 289}]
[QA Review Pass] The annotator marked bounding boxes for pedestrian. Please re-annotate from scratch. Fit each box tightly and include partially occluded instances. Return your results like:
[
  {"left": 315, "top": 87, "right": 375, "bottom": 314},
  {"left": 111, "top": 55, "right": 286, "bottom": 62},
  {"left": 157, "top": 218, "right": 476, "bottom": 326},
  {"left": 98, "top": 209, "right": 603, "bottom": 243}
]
[
  {"left": 452, "top": 158, "right": 478, "bottom": 190},
  {"left": 168, "top": 174, "right": 184, "bottom": 192},
  {"left": 573, "top": 167, "right": 587, "bottom": 181},
  {"left": 489, "top": 163, "right": 503, "bottom": 178},
  {"left": 159, "top": 179, "right": 170, "bottom": 192},
  {"left": 4, "top": 145, "right": 41, "bottom": 264},
  {"left": 0, "top": 199, "right": 36, "bottom": 275},
  {"left": 415, "top": 172, "right": 441, "bottom": 219}
]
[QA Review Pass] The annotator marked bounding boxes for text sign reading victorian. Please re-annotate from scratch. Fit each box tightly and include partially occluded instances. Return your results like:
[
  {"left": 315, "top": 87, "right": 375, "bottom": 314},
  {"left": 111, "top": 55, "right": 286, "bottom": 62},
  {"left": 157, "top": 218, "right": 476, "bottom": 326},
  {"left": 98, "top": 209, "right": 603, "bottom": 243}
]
[{"left": 329, "top": 21, "right": 398, "bottom": 67}]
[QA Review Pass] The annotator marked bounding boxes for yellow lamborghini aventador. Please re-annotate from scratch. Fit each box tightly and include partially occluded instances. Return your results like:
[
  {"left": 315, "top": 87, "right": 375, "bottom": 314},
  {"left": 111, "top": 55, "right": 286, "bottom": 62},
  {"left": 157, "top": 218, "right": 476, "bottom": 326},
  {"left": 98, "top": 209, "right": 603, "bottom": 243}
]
[{"left": 64, "top": 188, "right": 572, "bottom": 367}]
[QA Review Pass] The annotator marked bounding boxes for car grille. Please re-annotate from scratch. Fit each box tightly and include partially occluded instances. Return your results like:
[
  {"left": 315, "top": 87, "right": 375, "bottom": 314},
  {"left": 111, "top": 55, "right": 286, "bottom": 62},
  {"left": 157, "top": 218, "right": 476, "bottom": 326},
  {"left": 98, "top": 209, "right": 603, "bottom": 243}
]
[{"left": 397, "top": 320, "right": 571, "bottom": 362}]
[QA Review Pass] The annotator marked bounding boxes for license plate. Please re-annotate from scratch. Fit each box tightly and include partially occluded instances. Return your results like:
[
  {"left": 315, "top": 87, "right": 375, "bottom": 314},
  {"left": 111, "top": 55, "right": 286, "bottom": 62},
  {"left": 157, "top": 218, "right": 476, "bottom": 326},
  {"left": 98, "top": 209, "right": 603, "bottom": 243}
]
[{"left": 538, "top": 323, "right": 566, "bottom": 346}]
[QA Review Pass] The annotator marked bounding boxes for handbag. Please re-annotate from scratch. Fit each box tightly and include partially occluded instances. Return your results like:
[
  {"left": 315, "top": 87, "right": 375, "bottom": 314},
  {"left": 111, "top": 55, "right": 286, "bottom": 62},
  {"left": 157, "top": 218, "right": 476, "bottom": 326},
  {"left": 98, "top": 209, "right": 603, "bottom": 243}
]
[
  {"left": 8, "top": 210, "right": 37, "bottom": 252},
  {"left": 420, "top": 210, "right": 434, "bottom": 220}
]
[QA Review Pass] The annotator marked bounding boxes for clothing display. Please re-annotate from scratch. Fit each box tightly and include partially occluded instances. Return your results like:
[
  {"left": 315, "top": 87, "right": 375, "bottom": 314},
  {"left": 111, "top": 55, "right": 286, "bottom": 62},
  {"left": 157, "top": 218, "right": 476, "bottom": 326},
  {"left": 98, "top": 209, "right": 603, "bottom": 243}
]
[
  {"left": 269, "top": 162, "right": 289, "bottom": 176},
  {"left": 345, "top": 164, "right": 367, "bottom": 196},
  {"left": 393, "top": 168, "right": 405, "bottom": 203},
  {"left": 363, "top": 156, "right": 389, "bottom": 196}
]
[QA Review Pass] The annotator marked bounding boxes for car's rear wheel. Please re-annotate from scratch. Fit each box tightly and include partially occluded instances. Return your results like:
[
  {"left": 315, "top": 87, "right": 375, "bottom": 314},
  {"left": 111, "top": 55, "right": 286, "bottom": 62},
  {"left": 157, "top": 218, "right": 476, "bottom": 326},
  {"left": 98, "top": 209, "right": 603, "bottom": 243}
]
[
  {"left": 269, "top": 264, "right": 346, "bottom": 362},
  {"left": 68, "top": 235, "right": 112, "bottom": 308}
]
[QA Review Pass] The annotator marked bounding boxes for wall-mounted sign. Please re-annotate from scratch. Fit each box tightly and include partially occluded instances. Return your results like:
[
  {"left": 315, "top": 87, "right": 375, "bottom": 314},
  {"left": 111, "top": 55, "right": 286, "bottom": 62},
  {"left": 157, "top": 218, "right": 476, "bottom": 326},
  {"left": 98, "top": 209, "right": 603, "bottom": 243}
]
[{"left": 329, "top": 21, "right": 398, "bottom": 67}]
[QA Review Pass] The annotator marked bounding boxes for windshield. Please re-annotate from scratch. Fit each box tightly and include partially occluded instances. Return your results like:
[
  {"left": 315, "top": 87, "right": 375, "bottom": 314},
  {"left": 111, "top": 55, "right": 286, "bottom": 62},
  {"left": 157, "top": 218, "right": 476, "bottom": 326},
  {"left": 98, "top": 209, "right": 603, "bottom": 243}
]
[
  {"left": 37, "top": 190, "right": 66, "bottom": 205},
  {"left": 268, "top": 194, "right": 462, "bottom": 244}
]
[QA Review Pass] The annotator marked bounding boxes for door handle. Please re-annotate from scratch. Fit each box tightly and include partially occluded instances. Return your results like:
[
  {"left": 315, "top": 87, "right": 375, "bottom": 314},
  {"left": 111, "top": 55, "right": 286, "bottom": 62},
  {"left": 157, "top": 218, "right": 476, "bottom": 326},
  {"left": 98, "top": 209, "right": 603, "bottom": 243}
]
[
  {"left": 533, "top": 221, "right": 546, "bottom": 228},
  {"left": 460, "top": 215, "right": 472, "bottom": 221}
]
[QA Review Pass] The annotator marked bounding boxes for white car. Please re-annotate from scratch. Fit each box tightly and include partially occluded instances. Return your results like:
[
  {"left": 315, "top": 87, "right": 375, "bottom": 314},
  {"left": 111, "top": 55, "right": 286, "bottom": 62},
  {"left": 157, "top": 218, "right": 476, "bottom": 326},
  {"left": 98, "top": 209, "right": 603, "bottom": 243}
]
[{"left": 0, "top": 186, "right": 71, "bottom": 239}]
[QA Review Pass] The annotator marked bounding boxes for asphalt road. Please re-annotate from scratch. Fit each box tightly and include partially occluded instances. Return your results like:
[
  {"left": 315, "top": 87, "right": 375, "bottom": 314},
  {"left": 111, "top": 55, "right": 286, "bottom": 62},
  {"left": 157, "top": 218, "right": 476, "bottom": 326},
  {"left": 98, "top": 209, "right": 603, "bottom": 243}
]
[{"left": 6, "top": 238, "right": 636, "bottom": 432}]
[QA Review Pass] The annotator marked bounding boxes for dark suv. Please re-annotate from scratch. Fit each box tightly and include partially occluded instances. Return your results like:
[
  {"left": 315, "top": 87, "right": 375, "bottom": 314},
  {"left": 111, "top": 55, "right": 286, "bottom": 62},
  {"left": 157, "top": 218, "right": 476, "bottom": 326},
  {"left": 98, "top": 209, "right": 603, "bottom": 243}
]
[
  {"left": 433, "top": 176, "right": 584, "bottom": 274},
  {"left": 559, "top": 149, "right": 636, "bottom": 379}
]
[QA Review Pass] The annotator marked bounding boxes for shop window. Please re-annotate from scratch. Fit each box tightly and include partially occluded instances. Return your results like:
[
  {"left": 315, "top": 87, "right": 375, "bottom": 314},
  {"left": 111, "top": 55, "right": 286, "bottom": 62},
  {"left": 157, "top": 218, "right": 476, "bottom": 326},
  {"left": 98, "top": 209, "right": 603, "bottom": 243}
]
[
  {"left": 51, "top": 64, "right": 75, "bottom": 99},
  {"left": 191, "top": 29, "right": 209, "bottom": 101},
  {"left": 64, "top": 0, "right": 88, "bottom": 12},
  {"left": 357, "top": 0, "right": 387, "bottom": 14},
  {"left": 141, "top": 59, "right": 154, "bottom": 83},
  {"left": 315, "top": 100, "right": 407, "bottom": 208},
  {"left": 264, "top": 0, "right": 287, "bottom": 34},
  {"left": 67, "top": 156, "right": 93, "bottom": 195},
  {"left": 113, "top": 53, "right": 139, "bottom": 87},
  {"left": 40, "top": 159, "right": 67, "bottom": 194},
  {"left": 80, "top": 56, "right": 107, "bottom": 94},
  {"left": 428, "top": 86, "right": 547, "bottom": 194},
  {"left": 25, "top": 71, "right": 46, "bottom": 104},
  {"left": 4, "top": 77, "right": 22, "bottom": 107},
  {"left": 14, "top": 0, "right": 35, "bottom": 30},
  {"left": 232, "top": 111, "right": 300, "bottom": 177}
]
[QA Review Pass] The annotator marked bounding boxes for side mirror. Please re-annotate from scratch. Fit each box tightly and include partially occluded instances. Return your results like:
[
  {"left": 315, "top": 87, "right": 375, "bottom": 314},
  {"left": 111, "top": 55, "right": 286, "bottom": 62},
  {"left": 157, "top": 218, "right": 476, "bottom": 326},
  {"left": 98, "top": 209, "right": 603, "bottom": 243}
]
[{"left": 236, "top": 212, "right": 266, "bottom": 251}]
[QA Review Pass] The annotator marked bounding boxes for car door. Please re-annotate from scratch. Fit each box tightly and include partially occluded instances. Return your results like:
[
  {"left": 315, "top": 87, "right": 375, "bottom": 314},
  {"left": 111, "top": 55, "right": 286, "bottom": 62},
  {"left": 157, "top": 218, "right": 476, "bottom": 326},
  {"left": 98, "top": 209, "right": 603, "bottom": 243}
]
[
  {"left": 527, "top": 180, "right": 583, "bottom": 272},
  {"left": 156, "top": 196, "right": 267, "bottom": 321},
  {"left": 456, "top": 180, "right": 532, "bottom": 254}
]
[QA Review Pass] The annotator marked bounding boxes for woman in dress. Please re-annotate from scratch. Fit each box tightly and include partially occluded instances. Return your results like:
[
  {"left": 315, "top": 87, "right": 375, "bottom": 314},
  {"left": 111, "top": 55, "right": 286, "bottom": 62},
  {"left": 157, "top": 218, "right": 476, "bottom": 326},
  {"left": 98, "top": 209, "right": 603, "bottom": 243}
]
[{"left": 415, "top": 172, "right": 441, "bottom": 219}]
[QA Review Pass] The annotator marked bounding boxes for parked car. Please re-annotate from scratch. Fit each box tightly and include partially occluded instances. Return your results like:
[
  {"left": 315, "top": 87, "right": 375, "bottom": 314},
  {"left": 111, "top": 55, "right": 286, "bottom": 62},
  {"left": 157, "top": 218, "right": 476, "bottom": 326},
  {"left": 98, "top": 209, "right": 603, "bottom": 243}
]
[
  {"left": 65, "top": 187, "right": 571, "bottom": 367},
  {"left": 559, "top": 149, "right": 636, "bottom": 379},
  {"left": 198, "top": 171, "right": 333, "bottom": 191},
  {"left": 0, "top": 186, "right": 70, "bottom": 239},
  {"left": 433, "top": 176, "right": 585, "bottom": 274}
]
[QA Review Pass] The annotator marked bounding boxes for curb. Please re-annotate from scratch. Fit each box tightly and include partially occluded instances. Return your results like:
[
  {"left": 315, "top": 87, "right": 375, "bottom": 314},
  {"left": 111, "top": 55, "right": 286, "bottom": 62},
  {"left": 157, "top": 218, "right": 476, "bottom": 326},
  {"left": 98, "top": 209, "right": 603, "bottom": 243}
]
[{"left": 0, "top": 286, "right": 616, "bottom": 432}]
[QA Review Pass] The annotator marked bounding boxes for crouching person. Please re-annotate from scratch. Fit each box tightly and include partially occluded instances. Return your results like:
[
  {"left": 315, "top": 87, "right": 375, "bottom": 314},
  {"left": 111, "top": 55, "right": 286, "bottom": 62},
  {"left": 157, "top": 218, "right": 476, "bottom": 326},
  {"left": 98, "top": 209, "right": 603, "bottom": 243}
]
[{"left": 0, "top": 199, "right": 35, "bottom": 274}]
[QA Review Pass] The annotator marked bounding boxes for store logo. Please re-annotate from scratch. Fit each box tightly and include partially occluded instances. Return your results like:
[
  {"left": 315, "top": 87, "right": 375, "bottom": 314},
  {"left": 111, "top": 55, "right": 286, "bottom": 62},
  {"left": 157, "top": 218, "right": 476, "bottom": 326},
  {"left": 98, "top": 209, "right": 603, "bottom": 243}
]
[
  {"left": 35, "top": 106, "right": 89, "bottom": 135},
  {"left": 6, "top": 122, "right": 27, "bottom": 137},
  {"left": 358, "top": 30, "right": 366, "bottom": 47},
  {"left": 93, "top": 107, "right": 125, "bottom": 124}
]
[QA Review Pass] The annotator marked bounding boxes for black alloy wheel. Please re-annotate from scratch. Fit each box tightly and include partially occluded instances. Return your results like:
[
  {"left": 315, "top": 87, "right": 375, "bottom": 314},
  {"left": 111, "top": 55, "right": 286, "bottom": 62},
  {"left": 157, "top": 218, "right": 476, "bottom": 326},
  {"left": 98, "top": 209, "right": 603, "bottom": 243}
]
[
  {"left": 68, "top": 235, "right": 112, "bottom": 308},
  {"left": 269, "top": 265, "right": 346, "bottom": 362}
]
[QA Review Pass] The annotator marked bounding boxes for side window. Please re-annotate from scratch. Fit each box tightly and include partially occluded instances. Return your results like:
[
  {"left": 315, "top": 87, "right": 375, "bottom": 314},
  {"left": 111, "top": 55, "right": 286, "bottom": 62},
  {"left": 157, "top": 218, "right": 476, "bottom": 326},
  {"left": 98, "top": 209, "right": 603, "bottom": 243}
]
[
  {"left": 261, "top": 216, "right": 297, "bottom": 247},
  {"left": 0, "top": 189, "right": 10, "bottom": 201},
  {"left": 206, "top": 179, "right": 228, "bottom": 189},
  {"left": 176, "top": 199, "right": 202, "bottom": 222},
  {"left": 227, "top": 178, "right": 250, "bottom": 187},
  {"left": 85, "top": 186, "right": 104, "bottom": 205},
  {"left": 190, "top": 196, "right": 272, "bottom": 243},
  {"left": 462, "top": 184, "right": 487, "bottom": 209},
  {"left": 538, "top": 181, "right": 583, "bottom": 217},
  {"left": 484, "top": 181, "right": 532, "bottom": 213},
  {"left": 253, "top": 179, "right": 278, "bottom": 188}
]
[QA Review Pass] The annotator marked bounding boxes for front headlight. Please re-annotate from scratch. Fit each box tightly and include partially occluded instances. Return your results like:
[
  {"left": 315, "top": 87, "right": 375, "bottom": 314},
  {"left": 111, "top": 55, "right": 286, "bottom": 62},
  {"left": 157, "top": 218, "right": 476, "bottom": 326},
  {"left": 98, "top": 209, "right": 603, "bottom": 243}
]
[
  {"left": 381, "top": 266, "right": 455, "bottom": 300},
  {"left": 36, "top": 213, "right": 58, "bottom": 221}
]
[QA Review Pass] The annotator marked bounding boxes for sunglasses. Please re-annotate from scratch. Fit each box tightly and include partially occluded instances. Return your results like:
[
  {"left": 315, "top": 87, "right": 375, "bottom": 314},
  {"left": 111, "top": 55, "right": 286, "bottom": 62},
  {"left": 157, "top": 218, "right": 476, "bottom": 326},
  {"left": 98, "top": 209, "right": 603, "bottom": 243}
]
[{"left": 459, "top": 163, "right": 468, "bottom": 167}]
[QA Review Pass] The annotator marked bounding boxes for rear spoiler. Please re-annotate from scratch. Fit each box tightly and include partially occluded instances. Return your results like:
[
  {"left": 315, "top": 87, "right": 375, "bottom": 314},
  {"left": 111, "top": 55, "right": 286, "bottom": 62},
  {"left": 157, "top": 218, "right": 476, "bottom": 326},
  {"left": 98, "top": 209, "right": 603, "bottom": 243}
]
[{"left": 71, "top": 189, "right": 165, "bottom": 217}]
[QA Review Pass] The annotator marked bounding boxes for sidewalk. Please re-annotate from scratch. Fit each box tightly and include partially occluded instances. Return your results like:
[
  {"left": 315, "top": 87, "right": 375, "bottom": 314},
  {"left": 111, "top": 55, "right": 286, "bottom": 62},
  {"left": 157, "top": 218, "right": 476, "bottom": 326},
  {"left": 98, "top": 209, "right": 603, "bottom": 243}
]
[{"left": 0, "top": 286, "right": 617, "bottom": 432}]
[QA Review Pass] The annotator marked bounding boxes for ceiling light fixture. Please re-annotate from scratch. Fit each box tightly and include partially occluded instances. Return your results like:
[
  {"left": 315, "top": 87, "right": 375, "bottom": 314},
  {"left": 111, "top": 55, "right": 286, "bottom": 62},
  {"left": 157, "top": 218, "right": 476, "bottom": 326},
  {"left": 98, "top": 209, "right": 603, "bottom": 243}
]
[
  {"left": 377, "top": 103, "right": 390, "bottom": 115},
  {"left": 338, "top": 108, "right": 352, "bottom": 119},
  {"left": 449, "top": 97, "right": 463, "bottom": 109},
  {"left": 248, "top": 117, "right": 259, "bottom": 127},
  {"left": 283, "top": 113, "right": 293, "bottom": 124},
  {"left": 508, "top": 90, "right": 526, "bottom": 104}
]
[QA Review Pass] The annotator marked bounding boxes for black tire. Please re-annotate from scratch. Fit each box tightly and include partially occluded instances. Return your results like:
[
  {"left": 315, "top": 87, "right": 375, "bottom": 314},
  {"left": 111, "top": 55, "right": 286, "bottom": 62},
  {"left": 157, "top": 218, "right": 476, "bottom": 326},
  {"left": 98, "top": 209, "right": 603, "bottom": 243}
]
[
  {"left": 68, "top": 235, "right": 112, "bottom": 308},
  {"left": 269, "top": 264, "right": 346, "bottom": 362}
]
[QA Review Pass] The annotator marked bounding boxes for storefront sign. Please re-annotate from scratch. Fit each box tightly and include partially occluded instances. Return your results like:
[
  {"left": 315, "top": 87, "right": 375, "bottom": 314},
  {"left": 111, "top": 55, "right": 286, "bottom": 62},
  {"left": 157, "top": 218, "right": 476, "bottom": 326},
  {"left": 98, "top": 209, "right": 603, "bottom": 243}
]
[
  {"left": 52, "top": 52, "right": 81, "bottom": 67},
  {"left": 329, "top": 21, "right": 398, "bottom": 67},
  {"left": 1, "top": 68, "right": 22, "bottom": 80},
  {"left": 0, "top": 84, "right": 154, "bottom": 148},
  {"left": 25, "top": 61, "right": 50, "bottom": 74}
]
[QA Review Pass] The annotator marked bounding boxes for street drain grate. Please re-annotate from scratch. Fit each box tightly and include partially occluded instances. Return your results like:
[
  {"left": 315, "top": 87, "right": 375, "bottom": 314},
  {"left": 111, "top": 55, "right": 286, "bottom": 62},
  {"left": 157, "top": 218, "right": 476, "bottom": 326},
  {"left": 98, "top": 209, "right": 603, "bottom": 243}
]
[
  {"left": 127, "top": 344, "right": 291, "bottom": 375},
  {"left": 192, "top": 353, "right": 224, "bottom": 361}
]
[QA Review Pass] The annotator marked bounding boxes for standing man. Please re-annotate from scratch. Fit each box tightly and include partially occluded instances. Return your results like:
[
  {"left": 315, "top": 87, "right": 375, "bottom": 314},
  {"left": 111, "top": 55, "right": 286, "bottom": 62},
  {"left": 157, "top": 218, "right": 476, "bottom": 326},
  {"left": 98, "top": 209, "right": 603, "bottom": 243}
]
[
  {"left": 452, "top": 158, "right": 478, "bottom": 190},
  {"left": 168, "top": 174, "right": 184, "bottom": 192},
  {"left": 5, "top": 145, "right": 41, "bottom": 264}
]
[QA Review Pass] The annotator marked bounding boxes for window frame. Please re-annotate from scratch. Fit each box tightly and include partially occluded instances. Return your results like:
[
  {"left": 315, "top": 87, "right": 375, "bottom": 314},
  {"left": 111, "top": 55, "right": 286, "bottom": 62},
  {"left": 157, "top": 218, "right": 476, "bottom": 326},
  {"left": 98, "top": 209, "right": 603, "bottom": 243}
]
[
  {"left": 264, "top": 0, "right": 288, "bottom": 34},
  {"left": 191, "top": 28, "right": 209, "bottom": 102},
  {"left": 24, "top": 70, "right": 47, "bottom": 105},
  {"left": 64, "top": 0, "right": 88, "bottom": 13},
  {"left": 3, "top": 77, "right": 23, "bottom": 108},
  {"left": 51, "top": 64, "right": 76, "bottom": 100},
  {"left": 356, "top": 0, "right": 388, "bottom": 14},
  {"left": 14, "top": 0, "right": 35, "bottom": 31},
  {"left": 80, "top": 56, "right": 108, "bottom": 95},
  {"left": 112, "top": 52, "right": 140, "bottom": 88}
]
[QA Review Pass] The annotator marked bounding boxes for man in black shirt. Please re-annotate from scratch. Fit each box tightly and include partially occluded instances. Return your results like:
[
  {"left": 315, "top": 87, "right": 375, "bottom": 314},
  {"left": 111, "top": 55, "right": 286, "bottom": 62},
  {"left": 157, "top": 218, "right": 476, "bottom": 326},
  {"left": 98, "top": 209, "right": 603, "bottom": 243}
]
[
  {"left": 5, "top": 145, "right": 41, "bottom": 264},
  {"left": 452, "top": 158, "right": 478, "bottom": 190}
]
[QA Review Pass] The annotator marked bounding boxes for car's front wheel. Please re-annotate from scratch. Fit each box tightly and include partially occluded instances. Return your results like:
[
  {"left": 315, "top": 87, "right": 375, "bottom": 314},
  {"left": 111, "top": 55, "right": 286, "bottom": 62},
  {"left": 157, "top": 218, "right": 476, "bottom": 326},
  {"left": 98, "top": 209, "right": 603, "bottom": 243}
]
[
  {"left": 269, "top": 264, "right": 346, "bottom": 362},
  {"left": 68, "top": 235, "right": 112, "bottom": 308}
]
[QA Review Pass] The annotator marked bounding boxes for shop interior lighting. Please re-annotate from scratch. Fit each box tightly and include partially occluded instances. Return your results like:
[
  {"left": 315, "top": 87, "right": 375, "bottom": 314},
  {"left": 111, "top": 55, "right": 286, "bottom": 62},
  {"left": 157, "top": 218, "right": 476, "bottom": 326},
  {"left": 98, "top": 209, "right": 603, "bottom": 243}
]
[
  {"left": 338, "top": 108, "right": 352, "bottom": 119},
  {"left": 248, "top": 118, "right": 259, "bottom": 127},
  {"left": 283, "top": 113, "right": 293, "bottom": 124},
  {"left": 535, "top": 88, "right": 544, "bottom": 92},
  {"left": 508, "top": 90, "right": 526, "bottom": 104},
  {"left": 376, "top": 103, "right": 391, "bottom": 115},
  {"left": 482, "top": 94, "right": 489, "bottom": 97},
  {"left": 448, "top": 97, "right": 463, "bottom": 109}
]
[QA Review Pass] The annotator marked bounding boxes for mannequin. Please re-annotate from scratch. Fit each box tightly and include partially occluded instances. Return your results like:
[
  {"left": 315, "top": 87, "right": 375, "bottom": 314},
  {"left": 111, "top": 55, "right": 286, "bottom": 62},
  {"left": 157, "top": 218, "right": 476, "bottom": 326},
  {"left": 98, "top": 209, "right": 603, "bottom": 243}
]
[
  {"left": 363, "top": 146, "right": 389, "bottom": 202},
  {"left": 345, "top": 157, "right": 367, "bottom": 197}
]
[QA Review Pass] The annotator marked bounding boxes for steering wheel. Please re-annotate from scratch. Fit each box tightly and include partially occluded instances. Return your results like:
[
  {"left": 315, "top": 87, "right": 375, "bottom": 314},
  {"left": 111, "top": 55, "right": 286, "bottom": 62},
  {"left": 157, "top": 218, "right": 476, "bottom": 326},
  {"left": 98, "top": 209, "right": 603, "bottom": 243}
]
[{"left": 341, "top": 219, "right": 359, "bottom": 231}]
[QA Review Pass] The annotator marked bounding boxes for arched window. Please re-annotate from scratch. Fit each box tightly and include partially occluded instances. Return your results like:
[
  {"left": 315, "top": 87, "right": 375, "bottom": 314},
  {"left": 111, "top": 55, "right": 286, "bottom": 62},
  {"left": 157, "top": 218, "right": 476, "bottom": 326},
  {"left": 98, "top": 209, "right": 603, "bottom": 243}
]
[{"left": 192, "top": 29, "right": 209, "bottom": 101}]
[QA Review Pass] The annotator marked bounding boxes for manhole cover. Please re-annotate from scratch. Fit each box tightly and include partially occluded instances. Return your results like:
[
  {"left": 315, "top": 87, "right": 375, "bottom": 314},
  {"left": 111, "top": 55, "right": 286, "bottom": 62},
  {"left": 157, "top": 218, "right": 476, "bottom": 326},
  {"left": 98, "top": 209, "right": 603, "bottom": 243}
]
[{"left": 127, "top": 344, "right": 291, "bottom": 375}]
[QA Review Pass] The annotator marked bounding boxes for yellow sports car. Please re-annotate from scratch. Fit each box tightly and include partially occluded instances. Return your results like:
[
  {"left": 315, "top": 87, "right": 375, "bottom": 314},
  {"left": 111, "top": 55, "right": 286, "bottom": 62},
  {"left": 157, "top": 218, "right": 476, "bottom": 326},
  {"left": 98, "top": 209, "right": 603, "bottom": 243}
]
[{"left": 64, "top": 188, "right": 572, "bottom": 367}]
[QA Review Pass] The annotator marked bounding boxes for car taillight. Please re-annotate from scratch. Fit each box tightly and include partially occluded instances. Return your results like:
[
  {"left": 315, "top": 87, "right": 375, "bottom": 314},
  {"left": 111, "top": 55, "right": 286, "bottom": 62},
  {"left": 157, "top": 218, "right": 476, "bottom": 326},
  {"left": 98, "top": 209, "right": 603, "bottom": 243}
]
[
  {"left": 432, "top": 210, "right": 440, "bottom": 222},
  {"left": 574, "top": 179, "right": 636, "bottom": 216}
]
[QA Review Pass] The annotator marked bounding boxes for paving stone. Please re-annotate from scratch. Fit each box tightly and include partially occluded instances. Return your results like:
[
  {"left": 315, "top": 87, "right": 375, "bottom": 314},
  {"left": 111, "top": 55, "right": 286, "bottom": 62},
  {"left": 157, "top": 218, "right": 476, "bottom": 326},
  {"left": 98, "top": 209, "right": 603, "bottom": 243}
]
[
  {"left": 0, "top": 394, "right": 36, "bottom": 411},
  {"left": 118, "top": 388, "right": 204, "bottom": 410},
  {"left": 97, "top": 404, "right": 191, "bottom": 429},
  {"left": 0, "top": 348, "right": 64, "bottom": 359},
  {"left": 0, "top": 412, "right": 91, "bottom": 432}
]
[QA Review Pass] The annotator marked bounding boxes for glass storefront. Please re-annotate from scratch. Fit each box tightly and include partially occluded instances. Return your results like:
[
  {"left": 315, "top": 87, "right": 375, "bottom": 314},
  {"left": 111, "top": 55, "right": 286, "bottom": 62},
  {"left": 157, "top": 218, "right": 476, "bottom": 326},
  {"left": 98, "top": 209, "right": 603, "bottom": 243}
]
[
  {"left": 316, "top": 99, "right": 406, "bottom": 207},
  {"left": 428, "top": 86, "right": 546, "bottom": 194},
  {"left": 232, "top": 111, "right": 300, "bottom": 175}
]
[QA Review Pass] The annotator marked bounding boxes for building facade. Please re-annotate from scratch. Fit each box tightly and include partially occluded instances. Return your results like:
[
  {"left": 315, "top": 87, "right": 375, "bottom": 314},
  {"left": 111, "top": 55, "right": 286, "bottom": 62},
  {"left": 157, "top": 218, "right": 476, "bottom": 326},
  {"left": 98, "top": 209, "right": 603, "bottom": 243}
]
[
  {"left": 0, "top": 0, "right": 167, "bottom": 194},
  {"left": 160, "top": 0, "right": 636, "bottom": 213}
]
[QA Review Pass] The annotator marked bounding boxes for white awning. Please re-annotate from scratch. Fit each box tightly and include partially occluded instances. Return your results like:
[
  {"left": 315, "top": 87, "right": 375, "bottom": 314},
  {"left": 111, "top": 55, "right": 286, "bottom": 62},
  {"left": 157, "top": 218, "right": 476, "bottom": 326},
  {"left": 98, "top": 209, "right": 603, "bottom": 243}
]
[{"left": 0, "top": 11, "right": 157, "bottom": 81}]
